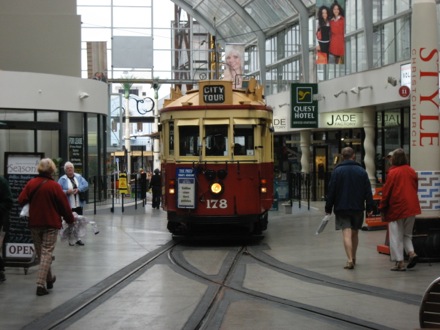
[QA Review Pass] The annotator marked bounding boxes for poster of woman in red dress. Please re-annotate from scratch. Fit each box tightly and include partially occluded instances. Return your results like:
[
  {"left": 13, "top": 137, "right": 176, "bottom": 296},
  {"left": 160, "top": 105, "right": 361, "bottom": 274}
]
[{"left": 316, "top": 0, "right": 345, "bottom": 65}]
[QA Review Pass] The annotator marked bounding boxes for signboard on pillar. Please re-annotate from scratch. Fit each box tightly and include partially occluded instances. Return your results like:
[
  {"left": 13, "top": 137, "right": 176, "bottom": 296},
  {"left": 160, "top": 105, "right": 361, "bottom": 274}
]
[
  {"left": 291, "top": 84, "right": 318, "bottom": 128},
  {"left": 410, "top": 0, "right": 440, "bottom": 216}
]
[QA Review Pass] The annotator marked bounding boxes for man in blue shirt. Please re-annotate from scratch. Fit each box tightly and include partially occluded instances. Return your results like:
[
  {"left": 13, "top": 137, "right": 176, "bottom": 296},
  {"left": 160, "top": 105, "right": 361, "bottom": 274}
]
[{"left": 325, "top": 147, "right": 374, "bottom": 270}]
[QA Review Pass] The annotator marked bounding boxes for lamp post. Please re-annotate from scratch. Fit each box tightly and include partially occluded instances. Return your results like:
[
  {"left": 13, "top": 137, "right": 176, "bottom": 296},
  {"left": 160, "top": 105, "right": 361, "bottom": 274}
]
[
  {"left": 124, "top": 93, "right": 131, "bottom": 175},
  {"left": 152, "top": 80, "right": 161, "bottom": 170},
  {"left": 121, "top": 77, "right": 134, "bottom": 175}
]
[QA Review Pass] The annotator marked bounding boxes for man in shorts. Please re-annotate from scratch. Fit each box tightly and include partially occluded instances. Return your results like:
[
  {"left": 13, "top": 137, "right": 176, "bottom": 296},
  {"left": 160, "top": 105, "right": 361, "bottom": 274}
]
[{"left": 325, "top": 147, "right": 374, "bottom": 270}]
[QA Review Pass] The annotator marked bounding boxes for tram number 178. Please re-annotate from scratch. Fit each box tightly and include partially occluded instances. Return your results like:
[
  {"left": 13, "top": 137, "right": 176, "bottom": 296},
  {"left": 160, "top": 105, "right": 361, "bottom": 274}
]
[{"left": 206, "top": 199, "right": 228, "bottom": 209}]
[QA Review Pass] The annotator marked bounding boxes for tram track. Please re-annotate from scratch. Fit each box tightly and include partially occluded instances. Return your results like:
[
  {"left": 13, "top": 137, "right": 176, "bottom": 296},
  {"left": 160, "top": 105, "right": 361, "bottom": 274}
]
[
  {"left": 22, "top": 241, "right": 178, "bottom": 330},
  {"left": 22, "top": 237, "right": 420, "bottom": 330},
  {"left": 167, "top": 243, "right": 400, "bottom": 330}
]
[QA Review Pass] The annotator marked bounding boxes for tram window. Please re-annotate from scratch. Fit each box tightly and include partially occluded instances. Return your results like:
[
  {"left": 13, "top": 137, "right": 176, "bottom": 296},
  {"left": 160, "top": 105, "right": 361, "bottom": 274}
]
[
  {"left": 169, "top": 121, "right": 174, "bottom": 155},
  {"left": 234, "top": 125, "right": 254, "bottom": 156},
  {"left": 179, "top": 126, "right": 200, "bottom": 156},
  {"left": 205, "top": 125, "right": 228, "bottom": 156}
]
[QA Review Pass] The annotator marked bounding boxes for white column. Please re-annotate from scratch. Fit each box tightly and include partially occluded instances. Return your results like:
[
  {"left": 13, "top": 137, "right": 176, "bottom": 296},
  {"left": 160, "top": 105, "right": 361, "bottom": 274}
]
[
  {"left": 300, "top": 131, "right": 311, "bottom": 173},
  {"left": 363, "top": 107, "right": 376, "bottom": 187}
]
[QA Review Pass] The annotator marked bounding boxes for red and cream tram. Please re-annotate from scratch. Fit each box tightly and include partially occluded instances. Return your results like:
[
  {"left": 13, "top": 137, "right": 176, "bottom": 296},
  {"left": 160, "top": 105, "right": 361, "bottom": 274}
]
[{"left": 159, "top": 78, "right": 274, "bottom": 235}]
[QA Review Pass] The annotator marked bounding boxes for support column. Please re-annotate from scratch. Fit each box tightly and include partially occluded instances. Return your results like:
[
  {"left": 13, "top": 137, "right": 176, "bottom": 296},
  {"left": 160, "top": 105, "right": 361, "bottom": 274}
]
[
  {"left": 300, "top": 131, "right": 311, "bottom": 173},
  {"left": 363, "top": 107, "right": 376, "bottom": 188}
]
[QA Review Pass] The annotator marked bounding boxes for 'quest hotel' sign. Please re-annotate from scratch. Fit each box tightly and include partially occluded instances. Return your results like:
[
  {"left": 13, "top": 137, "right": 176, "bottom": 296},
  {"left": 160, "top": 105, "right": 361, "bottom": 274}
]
[{"left": 291, "top": 83, "right": 318, "bottom": 128}]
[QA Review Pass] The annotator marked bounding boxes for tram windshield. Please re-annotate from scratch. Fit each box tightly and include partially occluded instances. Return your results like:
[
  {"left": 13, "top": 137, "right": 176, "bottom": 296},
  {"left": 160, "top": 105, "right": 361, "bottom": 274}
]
[
  {"left": 205, "top": 125, "right": 228, "bottom": 156},
  {"left": 175, "top": 121, "right": 257, "bottom": 158},
  {"left": 234, "top": 125, "right": 254, "bottom": 156},
  {"left": 179, "top": 126, "right": 200, "bottom": 156}
]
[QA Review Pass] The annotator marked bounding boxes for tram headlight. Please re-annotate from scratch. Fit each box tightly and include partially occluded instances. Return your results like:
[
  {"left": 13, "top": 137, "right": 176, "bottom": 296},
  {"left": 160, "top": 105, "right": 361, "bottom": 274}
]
[{"left": 210, "top": 182, "right": 223, "bottom": 195}]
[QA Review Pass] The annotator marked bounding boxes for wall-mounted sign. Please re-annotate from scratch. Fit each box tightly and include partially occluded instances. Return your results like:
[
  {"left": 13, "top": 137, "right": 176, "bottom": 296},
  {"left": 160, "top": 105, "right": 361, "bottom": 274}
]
[
  {"left": 377, "top": 112, "right": 401, "bottom": 127},
  {"left": 321, "top": 112, "right": 362, "bottom": 128},
  {"left": 69, "top": 136, "right": 83, "bottom": 174},
  {"left": 291, "top": 83, "right": 318, "bottom": 128},
  {"left": 399, "top": 85, "right": 410, "bottom": 98}
]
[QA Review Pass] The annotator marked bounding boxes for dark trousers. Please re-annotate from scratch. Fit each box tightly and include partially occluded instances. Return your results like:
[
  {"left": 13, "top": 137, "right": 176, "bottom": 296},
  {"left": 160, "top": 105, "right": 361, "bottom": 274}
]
[{"left": 152, "top": 187, "right": 161, "bottom": 208}]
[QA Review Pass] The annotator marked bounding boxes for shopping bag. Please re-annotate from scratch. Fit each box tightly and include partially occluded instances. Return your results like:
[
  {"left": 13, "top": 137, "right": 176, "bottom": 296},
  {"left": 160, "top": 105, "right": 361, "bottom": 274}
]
[
  {"left": 20, "top": 204, "right": 30, "bottom": 218},
  {"left": 316, "top": 51, "right": 327, "bottom": 64},
  {"left": 315, "top": 214, "right": 331, "bottom": 235}
]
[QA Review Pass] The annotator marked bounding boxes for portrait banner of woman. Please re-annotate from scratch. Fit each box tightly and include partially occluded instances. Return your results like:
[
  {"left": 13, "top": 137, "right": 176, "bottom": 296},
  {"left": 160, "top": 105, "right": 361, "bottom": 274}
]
[
  {"left": 315, "top": 0, "right": 346, "bottom": 65},
  {"left": 223, "top": 44, "right": 245, "bottom": 89}
]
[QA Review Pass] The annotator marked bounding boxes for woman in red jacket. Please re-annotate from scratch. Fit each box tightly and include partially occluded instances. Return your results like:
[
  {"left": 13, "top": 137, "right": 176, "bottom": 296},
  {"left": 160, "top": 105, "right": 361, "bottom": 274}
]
[
  {"left": 379, "top": 149, "right": 421, "bottom": 271},
  {"left": 18, "top": 158, "right": 74, "bottom": 296}
]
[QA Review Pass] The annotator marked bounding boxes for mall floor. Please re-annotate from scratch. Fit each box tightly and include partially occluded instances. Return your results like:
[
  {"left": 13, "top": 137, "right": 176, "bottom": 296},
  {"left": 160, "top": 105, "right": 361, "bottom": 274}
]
[{"left": 0, "top": 196, "right": 438, "bottom": 330}]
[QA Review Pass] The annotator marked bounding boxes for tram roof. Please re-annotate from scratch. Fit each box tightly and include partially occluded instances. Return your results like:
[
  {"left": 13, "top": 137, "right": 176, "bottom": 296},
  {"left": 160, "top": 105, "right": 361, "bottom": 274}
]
[{"left": 162, "top": 79, "right": 271, "bottom": 109}]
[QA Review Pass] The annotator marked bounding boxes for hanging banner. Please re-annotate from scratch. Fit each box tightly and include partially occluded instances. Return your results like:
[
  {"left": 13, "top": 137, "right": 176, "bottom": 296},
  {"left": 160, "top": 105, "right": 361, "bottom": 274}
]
[
  {"left": 223, "top": 44, "right": 245, "bottom": 89},
  {"left": 315, "top": 0, "right": 346, "bottom": 65},
  {"left": 291, "top": 83, "right": 318, "bottom": 128}
]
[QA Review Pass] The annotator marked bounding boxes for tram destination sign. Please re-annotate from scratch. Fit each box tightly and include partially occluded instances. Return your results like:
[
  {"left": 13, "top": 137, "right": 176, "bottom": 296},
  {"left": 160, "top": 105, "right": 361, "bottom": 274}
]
[
  {"left": 203, "top": 85, "right": 225, "bottom": 103},
  {"left": 199, "top": 81, "right": 233, "bottom": 105},
  {"left": 290, "top": 83, "right": 318, "bottom": 128}
]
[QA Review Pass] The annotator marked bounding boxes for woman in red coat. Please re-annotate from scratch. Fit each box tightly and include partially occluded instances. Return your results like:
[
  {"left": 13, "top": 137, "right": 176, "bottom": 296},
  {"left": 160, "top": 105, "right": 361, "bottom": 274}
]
[
  {"left": 18, "top": 158, "right": 74, "bottom": 296},
  {"left": 329, "top": 1, "right": 345, "bottom": 64},
  {"left": 379, "top": 149, "right": 421, "bottom": 271}
]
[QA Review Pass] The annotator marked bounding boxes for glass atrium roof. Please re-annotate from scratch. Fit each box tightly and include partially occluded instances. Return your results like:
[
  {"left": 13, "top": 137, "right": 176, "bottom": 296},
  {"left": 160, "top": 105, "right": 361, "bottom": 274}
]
[{"left": 173, "top": 0, "right": 316, "bottom": 45}]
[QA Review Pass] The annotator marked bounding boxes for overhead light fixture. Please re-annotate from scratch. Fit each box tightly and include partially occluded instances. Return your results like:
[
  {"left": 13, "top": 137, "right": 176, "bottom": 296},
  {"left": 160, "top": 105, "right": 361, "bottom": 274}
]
[
  {"left": 334, "top": 90, "right": 347, "bottom": 98},
  {"left": 387, "top": 76, "right": 398, "bottom": 86},
  {"left": 79, "top": 92, "right": 89, "bottom": 99},
  {"left": 312, "top": 94, "right": 325, "bottom": 101},
  {"left": 351, "top": 86, "right": 372, "bottom": 94}
]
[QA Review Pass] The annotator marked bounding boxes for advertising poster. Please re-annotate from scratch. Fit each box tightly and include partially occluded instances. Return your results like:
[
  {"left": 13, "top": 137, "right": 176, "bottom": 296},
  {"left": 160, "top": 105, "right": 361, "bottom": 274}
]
[
  {"left": 223, "top": 44, "right": 245, "bottom": 89},
  {"left": 315, "top": 0, "right": 346, "bottom": 64}
]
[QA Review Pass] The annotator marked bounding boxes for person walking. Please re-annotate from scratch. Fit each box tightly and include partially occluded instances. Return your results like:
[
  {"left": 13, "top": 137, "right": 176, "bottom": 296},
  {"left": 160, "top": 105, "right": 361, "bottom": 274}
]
[
  {"left": 58, "top": 161, "right": 89, "bottom": 246},
  {"left": 0, "top": 176, "right": 13, "bottom": 282},
  {"left": 150, "top": 168, "right": 162, "bottom": 209},
  {"left": 18, "top": 158, "right": 75, "bottom": 296},
  {"left": 379, "top": 148, "right": 421, "bottom": 271},
  {"left": 325, "top": 147, "right": 374, "bottom": 270}
]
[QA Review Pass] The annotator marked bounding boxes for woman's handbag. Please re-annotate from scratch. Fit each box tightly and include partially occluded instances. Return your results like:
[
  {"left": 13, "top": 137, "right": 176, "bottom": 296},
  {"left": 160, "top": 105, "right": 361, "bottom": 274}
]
[
  {"left": 316, "top": 51, "right": 327, "bottom": 64},
  {"left": 78, "top": 191, "right": 87, "bottom": 202}
]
